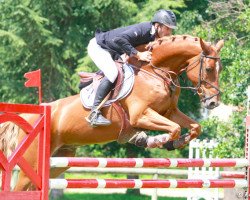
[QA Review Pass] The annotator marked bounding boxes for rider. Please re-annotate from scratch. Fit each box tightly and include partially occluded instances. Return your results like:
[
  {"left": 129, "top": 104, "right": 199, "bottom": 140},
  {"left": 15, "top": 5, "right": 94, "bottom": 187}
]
[{"left": 87, "top": 9, "right": 177, "bottom": 126}]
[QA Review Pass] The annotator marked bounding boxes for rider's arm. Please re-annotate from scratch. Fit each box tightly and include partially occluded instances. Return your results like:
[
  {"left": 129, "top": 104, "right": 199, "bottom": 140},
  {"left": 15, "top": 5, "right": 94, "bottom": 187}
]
[
  {"left": 112, "top": 33, "right": 152, "bottom": 62},
  {"left": 111, "top": 28, "right": 139, "bottom": 57},
  {"left": 109, "top": 24, "right": 152, "bottom": 62}
]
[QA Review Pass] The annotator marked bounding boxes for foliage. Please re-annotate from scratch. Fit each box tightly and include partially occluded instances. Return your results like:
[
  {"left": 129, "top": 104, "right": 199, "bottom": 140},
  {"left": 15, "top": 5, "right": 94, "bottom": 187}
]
[
  {"left": 200, "top": 111, "right": 246, "bottom": 158},
  {"left": 77, "top": 141, "right": 155, "bottom": 159},
  {"left": 0, "top": 0, "right": 69, "bottom": 102},
  {"left": 131, "top": 0, "right": 186, "bottom": 23},
  {"left": 193, "top": 0, "right": 249, "bottom": 157},
  {"left": 200, "top": 1, "right": 249, "bottom": 106},
  {"left": 0, "top": 0, "right": 137, "bottom": 103}
]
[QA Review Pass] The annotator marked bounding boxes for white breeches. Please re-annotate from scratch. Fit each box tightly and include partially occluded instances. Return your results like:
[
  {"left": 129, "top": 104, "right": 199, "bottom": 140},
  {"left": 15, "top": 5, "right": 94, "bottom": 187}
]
[{"left": 87, "top": 38, "right": 118, "bottom": 83}]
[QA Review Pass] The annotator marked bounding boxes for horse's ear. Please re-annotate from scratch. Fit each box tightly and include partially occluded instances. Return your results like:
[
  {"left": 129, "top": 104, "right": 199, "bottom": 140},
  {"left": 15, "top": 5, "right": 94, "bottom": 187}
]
[
  {"left": 215, "top": 40, "right": 224, "bottom": 52},
  {"left": 200, "top": 38, "right": 212, "bottom": 55}
]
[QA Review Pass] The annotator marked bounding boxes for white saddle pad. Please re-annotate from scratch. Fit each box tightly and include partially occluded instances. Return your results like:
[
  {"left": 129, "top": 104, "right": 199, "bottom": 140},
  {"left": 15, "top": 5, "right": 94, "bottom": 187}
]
[{"left": 80, "top": 63, "right": 135, "bottom": 109}]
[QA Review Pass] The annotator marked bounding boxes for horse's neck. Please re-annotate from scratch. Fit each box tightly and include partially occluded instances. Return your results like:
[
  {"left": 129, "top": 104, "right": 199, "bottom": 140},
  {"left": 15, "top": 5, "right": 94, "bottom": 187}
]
[{"left": 150, "top": 36, "right": 202, "bottom": 72}]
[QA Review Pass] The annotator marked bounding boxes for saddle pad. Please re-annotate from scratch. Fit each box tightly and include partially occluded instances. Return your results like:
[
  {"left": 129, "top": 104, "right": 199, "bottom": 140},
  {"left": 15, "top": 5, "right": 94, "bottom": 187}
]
[{"left": 80, "top": 64, "right": 135, "bottom": 109}]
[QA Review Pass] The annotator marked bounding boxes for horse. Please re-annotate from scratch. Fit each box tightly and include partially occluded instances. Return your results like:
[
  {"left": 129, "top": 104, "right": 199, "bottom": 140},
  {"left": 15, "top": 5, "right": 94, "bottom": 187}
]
[{"left": 0, "top": 35, "right": 224, "bottom": 191}]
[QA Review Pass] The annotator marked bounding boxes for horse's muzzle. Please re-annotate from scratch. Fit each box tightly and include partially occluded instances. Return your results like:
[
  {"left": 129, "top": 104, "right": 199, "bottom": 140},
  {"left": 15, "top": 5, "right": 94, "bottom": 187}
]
[{"left": 203, "top": 97, "right": 220, "bottom": 109}]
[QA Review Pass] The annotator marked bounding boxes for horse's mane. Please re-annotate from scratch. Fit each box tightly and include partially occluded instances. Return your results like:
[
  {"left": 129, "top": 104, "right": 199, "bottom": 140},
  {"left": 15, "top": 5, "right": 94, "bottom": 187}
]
[{"left": 147, "top": 35, "right": 208, "bottom": 50}]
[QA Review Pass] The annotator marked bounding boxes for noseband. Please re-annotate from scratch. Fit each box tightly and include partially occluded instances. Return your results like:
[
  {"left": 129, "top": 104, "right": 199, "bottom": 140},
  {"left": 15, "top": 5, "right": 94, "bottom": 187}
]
[{"left": 150, "top": 52, "right": 221, "bottom": 102}]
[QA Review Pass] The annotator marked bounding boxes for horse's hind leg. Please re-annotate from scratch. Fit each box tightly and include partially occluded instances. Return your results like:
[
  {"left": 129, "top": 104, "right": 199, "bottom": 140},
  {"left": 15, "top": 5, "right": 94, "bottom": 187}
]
[
  {"left": 50, "top": 145, "right": 77, "bottom": 178},
  {"left": 14, "top": 171, "right": 33, "bottom": 191}
]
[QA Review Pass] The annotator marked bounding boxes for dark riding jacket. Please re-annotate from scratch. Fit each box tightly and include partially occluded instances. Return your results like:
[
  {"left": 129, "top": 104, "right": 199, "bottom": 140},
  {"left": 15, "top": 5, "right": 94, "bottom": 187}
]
[{"left": 95, "top": 22, "right": 156, "bottom": 60}]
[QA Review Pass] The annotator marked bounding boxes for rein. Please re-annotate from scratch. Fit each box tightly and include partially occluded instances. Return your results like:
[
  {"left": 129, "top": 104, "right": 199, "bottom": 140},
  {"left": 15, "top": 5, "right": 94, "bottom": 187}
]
[{"left": 148, "top": 52, "right": 221, "bottom": 102}]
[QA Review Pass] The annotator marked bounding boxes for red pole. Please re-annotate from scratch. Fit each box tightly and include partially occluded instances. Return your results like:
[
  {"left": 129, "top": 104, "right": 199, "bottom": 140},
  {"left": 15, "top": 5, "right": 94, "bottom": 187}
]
[
  {"left": 41, "top": 105, "right": 51, "bottom": 200},
  {"left": 38, "top": 85, "right": 42, "bottom": 105}
]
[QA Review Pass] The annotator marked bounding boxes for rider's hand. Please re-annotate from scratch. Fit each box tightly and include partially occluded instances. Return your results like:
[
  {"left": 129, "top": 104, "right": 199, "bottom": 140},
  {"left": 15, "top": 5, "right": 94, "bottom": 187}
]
[{"left": 136, "top": 51, "right": 152, "bottom": 62}]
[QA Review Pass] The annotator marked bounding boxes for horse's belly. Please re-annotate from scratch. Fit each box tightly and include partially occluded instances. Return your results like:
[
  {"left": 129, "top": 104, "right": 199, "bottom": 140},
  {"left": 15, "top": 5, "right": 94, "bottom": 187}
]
[{"left": 57, "top": 106, "right": 122, "bottom": 146}]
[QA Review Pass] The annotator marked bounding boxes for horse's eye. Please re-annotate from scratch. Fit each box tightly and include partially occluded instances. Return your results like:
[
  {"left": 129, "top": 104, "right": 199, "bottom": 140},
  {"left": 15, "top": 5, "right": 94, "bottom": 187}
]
[{"left": 206, "top": 67, "right": 213, "bottom": 72}]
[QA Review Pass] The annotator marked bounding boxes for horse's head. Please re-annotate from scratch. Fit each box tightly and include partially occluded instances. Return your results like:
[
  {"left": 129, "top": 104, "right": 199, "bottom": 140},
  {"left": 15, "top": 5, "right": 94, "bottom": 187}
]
[
  {"left": 186, "top": 39, "right": 224, "bottom": 109},
  {"left": 135, "top": 36, "right": 224, "bottom": 110}
]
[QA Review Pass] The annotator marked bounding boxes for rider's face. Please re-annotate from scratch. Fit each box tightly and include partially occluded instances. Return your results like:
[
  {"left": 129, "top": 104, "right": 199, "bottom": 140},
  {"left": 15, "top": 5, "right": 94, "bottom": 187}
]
[{"left": 157, "top": 25, "right": 172, "bottom": 38}]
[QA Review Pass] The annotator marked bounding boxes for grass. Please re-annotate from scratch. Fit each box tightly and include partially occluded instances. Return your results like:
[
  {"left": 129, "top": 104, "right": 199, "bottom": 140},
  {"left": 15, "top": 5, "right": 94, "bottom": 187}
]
[
  {"left": 56, "top": 193, "right": 186, "bottom": 200},
  {"left": 64, "top": 172, "right": 187, "bottom": 179},
  {"left": 65, "top": 172, "right": 127, "bottom": 179}
]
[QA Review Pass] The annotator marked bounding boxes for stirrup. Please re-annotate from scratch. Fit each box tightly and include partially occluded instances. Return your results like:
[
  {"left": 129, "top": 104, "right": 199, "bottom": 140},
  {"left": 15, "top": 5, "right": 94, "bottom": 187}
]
[
  {"left": 85, "top": 109, "right": 99, "bottom": 127},
  {"left": 85, "top": 109, "right": 111, "bottom": 127}
]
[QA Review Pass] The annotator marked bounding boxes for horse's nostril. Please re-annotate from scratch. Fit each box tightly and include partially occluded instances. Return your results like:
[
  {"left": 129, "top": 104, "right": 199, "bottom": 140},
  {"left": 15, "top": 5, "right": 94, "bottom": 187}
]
[{"left": 209, "top": 101, "right": 217, "bottom": 109}]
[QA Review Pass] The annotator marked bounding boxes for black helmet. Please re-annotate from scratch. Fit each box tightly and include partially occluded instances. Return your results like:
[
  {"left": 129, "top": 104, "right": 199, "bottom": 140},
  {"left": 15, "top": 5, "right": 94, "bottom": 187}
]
[{"left": 152, "top": 9, "right": 177, "bottom": 29}]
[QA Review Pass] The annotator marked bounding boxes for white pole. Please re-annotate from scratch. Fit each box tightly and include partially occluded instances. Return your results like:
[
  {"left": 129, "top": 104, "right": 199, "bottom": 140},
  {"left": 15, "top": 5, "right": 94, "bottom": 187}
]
[{"left": 151, "top": 173, "right": 158, "bottom": 200}]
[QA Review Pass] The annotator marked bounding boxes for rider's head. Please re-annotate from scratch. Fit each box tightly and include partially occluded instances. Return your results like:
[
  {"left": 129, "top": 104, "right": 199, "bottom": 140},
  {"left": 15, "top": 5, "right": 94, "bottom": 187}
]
[{"left": 152, "top": 9, "right": 177, "bottom": 38}]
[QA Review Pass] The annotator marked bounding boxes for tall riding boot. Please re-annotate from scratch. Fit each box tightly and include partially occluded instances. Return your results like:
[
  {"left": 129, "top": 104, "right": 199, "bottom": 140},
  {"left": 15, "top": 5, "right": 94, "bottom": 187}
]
[{"left": 86, "top": 77, "right": 113, "bottom": 126}]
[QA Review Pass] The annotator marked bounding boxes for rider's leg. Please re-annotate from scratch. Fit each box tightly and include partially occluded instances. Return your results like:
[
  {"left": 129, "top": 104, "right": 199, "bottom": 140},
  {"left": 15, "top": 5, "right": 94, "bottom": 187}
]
[
  {"left": 88, "top": 38, "right": 118, "bottom": 83},
  {"left": 87, "top": 77, "right": 113, "bottom": 126},
  {"left": 87, "top": 38, "right": 118, "bottom": 126}
]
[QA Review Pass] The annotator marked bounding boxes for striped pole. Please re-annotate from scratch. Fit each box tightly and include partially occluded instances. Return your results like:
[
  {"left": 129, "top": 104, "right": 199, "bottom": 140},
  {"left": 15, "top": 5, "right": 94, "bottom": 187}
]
[
  {"left": 50, "top": 157, "right": 249, "bottom": 168},
  {"left": 65, "top": 167, "right": 245, "bottom": 179},
  {"left": 49, "top": 179, "right": 248, "bottom": 189},
  {"left": 220, "top": 172, "right": 245, "bottom": 179}
]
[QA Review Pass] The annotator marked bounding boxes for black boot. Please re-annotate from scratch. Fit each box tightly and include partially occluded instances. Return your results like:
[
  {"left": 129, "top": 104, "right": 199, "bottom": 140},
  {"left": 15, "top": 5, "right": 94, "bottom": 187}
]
[{"left": 86, "top": 77, "right": 113, "bottom": 126}]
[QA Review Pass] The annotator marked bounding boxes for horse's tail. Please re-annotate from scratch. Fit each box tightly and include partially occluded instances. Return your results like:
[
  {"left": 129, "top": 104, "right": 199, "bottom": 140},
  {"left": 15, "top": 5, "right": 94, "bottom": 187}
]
[
  {"left": 0, "top": 122, "right": 19, "bottom": 157},
  {"left": 0, "top": 122, "right": 19, "bottom": 187}
]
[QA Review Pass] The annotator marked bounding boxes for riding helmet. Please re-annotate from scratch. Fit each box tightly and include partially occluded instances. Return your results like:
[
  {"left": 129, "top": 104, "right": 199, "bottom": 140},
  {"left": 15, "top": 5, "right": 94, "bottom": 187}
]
[{"left": 152, "top": 9, "right": 177, "bottom": 29}]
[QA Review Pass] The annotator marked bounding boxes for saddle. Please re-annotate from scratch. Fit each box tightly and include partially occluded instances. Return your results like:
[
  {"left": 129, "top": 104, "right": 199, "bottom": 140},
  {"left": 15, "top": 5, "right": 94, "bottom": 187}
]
[
  {"left": 79, "top": 62, "right": 134, "bottom": 109},
  {"left": 78, "top": 62, "right": 124, "bottom": 100}
]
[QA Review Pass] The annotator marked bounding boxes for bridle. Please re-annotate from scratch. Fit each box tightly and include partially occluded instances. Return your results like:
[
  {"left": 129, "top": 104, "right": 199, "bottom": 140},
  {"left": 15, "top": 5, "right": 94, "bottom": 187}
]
[{"left": 149, "top": 52, "right": 221, "bottom": 102}]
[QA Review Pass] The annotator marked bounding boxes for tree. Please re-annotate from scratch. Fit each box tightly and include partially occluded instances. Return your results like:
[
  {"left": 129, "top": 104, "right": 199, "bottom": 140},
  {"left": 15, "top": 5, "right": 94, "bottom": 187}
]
[
  {"left": 195, "top": 0, "right": 249, "bottom": 157},
  {"left": 0, "top": 0, "right": 137, "bottom": 103}
]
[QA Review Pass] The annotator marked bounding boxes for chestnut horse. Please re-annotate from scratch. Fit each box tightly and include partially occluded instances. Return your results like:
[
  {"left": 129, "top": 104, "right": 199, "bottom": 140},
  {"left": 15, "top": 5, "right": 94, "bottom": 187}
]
[{"left": 0, "top": 35, "right": 224, "bottom": 191}]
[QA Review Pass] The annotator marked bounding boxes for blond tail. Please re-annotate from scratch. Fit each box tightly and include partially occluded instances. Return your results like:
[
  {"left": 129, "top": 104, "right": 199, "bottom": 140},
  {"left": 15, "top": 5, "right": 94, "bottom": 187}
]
[{"left": 0, "top": 122, "right": 19, "bottom": 188}]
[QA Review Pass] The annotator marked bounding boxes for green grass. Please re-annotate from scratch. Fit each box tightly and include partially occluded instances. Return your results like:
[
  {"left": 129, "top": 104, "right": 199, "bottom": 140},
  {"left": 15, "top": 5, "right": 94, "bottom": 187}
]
[
  {"left": 56, "top": 193, "right": 186, "bottom": 200},
  {"left": 64, "top": 173, "right": 187, "bottom": 180},
  {"left": 65, "top": 172, "right": 127, "bottom": 179}
]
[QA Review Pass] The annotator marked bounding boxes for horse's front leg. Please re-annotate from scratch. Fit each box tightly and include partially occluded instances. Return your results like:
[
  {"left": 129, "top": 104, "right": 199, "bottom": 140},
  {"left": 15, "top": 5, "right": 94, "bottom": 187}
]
[
  {"left": 129, "top": 107, "right": 181, "bottom": 142},
  {"left": 168, "top": 108, "right": 201, "bottom": 141}
]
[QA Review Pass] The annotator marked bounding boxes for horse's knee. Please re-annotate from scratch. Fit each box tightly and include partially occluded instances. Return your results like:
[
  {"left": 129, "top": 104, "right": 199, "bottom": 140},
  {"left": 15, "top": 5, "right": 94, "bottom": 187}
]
[
  {"left": 190, "top": 124, "right": 201, "bottom": 138},
  {"left": 193, "top": 124, "right": 201, "bottom": 135},
  {"left": 170, "top": 125, "right": 181, "bottom": 140}
]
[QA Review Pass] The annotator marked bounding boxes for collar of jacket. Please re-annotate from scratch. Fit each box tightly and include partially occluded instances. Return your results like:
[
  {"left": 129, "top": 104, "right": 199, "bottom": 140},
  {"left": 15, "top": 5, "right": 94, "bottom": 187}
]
[{"left": 150, "top": 25, "right": 156, "bottom": 35}]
